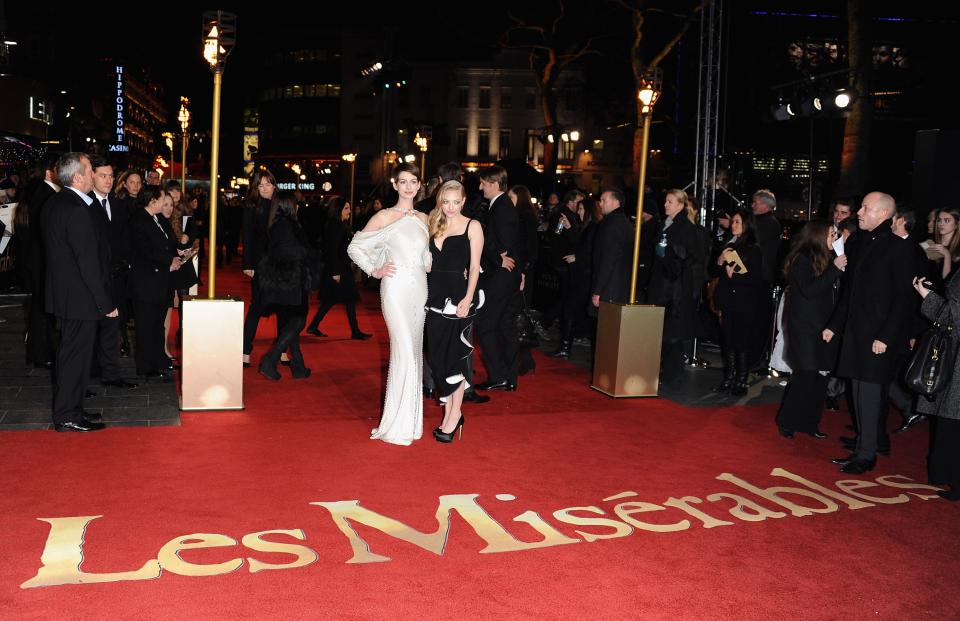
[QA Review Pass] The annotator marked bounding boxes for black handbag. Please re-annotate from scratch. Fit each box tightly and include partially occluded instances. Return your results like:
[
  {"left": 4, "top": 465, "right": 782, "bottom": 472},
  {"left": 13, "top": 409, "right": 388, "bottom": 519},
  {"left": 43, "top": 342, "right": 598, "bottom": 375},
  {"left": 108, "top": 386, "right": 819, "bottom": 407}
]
[{"left": 904, "top": 301, "right": 956, "bottom": 398}]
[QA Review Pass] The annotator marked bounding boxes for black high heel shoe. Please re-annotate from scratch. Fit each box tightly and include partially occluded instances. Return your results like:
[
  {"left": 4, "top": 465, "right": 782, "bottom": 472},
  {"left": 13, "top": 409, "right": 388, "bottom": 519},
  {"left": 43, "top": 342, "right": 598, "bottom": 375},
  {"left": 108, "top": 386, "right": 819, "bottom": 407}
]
[
  {"left": 306, "top": 327, "right": 327, "bottom": 337},
  {"left": 434, "top": 415, "right": 464, "bottom": 443}
]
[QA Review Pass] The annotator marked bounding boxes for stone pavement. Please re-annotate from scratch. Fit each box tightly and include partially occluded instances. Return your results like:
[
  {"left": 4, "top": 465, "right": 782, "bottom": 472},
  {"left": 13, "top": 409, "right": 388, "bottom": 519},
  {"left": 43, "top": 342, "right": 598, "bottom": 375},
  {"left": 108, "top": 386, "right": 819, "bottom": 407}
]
[{"left": 0, "top": 294, "right": 180, "bottom": 430}]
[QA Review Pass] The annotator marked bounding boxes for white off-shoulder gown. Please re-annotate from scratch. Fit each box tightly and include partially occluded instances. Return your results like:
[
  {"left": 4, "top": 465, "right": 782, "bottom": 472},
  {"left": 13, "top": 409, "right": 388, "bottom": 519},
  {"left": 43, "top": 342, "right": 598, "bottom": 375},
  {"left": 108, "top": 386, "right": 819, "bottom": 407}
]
[{"left": 347, "top": 214, "right": 431, "bottom": 445}]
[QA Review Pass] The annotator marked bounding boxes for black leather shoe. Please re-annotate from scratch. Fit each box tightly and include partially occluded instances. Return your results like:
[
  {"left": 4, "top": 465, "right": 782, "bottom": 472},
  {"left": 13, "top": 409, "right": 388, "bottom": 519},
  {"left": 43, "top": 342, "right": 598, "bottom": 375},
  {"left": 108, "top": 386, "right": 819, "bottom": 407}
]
[
  {"left": 840, "top": 458, "right": 876, "bottom": 474},
  {"left": 351, "top": 332, "right": 373, "bottom": 340},
  {"left": 82, "top": 410, "right": 103, "bottom": 423},
  {"left": 477, "top": 380, "right": 516, "bottom": 391},
  {"left": 463, "top": 392, "right": 490, "bottom": 404},
  {"left": 84, "top": 390, "right": 97, "bottom": 398},
  {"left": 894, "top": 414, "right": 926, "bottom": 433},
  {"left": 55, "top": 420, "right": 105, "bottom": 432},
  {"left": 778, "top": 426, "right": 794, "bottom": 439},
  {"left": 119, "top": 345, "right": 130, "bottom": 358},
  {"left": 34, "top": 361, "right": 53, "bottom": 369},
  {"left": 306, "top": 328, "right": 327, "bottom": 337},
  {"left": 807, "top": 430, "right": 828, "bottom": 439},
  {"left": 101, "top": 379, "right": 139, "bottom": 389},
  {"left": 825, "top": 395, "right": 840, "bottom": 411},
  {"left": 831, "top": 454, "right": 855, "bottom": 466}
]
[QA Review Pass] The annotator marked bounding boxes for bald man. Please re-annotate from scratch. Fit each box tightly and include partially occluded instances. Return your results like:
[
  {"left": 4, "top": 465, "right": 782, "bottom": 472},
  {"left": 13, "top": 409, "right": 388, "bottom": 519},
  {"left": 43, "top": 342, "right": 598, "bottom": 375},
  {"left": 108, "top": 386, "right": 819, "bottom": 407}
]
[{"left": 823, "top": 192, "right": 916, "bottom": 473}]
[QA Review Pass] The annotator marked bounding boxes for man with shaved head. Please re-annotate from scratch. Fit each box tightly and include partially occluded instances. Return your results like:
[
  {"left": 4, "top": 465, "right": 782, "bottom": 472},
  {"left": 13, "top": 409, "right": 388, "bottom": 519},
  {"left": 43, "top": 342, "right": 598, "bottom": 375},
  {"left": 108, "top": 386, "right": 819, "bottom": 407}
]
[{"left": 822, "top": 192, "right": 916, "bottom": 473}]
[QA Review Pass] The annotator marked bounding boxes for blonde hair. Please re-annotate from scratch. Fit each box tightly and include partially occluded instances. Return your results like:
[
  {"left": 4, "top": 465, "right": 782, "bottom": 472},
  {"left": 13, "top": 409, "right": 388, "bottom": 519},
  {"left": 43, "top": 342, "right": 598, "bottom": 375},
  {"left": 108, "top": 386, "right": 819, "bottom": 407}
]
[{"left": 429, "top": 180, "right": 466, "bottom": 240}]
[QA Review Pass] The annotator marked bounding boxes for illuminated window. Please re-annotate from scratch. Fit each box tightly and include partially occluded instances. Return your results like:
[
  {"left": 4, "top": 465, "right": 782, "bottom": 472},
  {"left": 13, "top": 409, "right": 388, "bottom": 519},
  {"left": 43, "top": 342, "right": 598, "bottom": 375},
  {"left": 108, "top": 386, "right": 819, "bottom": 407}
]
[
  {"left": 498, "top": 129, "right": 510, "bottom": 158},
  {"left": 456, "top": 128, "right": 468, "bottom": 157},
  {"left": 479, "top": 86, "right": 491, "bottom": 109},
  {"left": 478, "top": 128, "right": 490, "bottom": 157}
]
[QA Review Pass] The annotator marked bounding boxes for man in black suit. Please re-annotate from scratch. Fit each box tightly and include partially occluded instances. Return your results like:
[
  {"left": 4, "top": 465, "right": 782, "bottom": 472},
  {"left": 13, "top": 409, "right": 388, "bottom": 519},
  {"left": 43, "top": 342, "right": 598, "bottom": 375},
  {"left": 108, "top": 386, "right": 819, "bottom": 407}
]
[
  {"left": 591, "top": 189, "right": 633, "bottom": 309},
  {"left": 751, "top": 189, "right": 782, "bottom": 370},
  {"left": 475, "top": 165, "right": 520, "bottom": 391},
  {"left": 43, "top": 153, "right": 116, "bottom": 432},
  {"left": 24, "top": 155, "right": 60, "bottom": 368},
  {"left": 88, "top": 156, "right": 138, "bottom": 389},
  {"left": 824, "top": 192, "right": 915, "bottom": 473}
]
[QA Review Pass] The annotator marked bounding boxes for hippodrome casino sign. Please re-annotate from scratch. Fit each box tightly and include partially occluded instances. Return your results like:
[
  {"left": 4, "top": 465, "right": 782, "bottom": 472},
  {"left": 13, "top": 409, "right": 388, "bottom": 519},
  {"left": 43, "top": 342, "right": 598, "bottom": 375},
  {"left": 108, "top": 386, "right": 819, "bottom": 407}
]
[{"left": 20, "top": 468, "right": 942, "bottom": 589}]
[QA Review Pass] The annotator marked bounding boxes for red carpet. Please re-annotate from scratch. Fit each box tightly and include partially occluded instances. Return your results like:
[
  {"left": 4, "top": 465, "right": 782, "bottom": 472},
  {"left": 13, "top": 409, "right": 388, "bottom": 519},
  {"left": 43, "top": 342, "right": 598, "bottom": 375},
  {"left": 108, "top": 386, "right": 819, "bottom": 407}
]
[{"left": 1, "top": 267, "right": 958, "bottom": 620}]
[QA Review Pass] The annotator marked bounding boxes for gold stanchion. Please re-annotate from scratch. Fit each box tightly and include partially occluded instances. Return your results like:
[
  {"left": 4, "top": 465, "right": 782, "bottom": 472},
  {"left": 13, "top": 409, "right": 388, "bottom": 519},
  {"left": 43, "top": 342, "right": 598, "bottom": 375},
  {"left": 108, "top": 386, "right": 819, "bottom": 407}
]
[{"left": 207, "top": 69, "right": 222, "bottom": 298}]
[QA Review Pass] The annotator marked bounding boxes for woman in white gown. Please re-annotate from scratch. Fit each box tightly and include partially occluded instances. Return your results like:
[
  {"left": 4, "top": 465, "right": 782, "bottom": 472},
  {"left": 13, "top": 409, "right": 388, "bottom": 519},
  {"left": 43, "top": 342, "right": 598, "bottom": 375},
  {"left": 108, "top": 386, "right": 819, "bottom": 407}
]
[{"left": 347, "top": 163, "right": 431, "bottom": 445}]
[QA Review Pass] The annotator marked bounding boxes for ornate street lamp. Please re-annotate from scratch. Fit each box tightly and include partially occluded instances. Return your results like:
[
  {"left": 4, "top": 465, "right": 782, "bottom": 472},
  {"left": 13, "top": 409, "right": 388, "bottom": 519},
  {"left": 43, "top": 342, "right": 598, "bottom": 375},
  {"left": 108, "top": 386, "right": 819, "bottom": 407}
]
[
  {"left": 414, "top": 132, "right": 428, "bottom": 177},
  {"left": 342, "top": 153, "right": 357, "bottom": 217},
  {"left": 178, "top": 97, "right": 190, "bottom": 194},
  {"left": 629, "top": 67, "right": 662, "bottom": 303},
  {"left": 201, "top": 10, "right": 236, "bottom": 298}
]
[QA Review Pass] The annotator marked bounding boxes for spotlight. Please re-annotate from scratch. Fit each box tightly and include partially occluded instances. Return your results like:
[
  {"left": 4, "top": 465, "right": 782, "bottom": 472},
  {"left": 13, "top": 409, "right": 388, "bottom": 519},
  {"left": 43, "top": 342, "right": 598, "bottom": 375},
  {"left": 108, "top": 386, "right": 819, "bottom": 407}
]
[
  {"left": 770, "top": 102, "right": 791, "bottom": 121},
  {"left": 814, "top": 97, "right": 822, "bottom": 111},
  {"left": 834, "top": 90, "right": 852, "bottom": 109},
  {"left": 786, "top": 103, "right": 797, "bottom": 116}
]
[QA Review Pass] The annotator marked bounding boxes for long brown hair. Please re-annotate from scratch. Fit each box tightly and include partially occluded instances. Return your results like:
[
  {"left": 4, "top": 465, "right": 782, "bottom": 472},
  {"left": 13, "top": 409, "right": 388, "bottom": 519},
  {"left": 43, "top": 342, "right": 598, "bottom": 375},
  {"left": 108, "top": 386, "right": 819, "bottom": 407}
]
[
  {"left": 934, "top": 207, "right": 960, "bottom": 258},
  {"left": 783, "top": 220, "right": 833, "bottom": 279}
]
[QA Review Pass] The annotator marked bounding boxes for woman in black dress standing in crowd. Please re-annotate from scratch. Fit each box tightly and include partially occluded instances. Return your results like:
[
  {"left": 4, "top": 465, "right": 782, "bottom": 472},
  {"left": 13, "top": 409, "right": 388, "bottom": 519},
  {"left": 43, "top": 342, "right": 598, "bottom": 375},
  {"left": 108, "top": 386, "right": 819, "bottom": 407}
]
[
  {"left": 242, "top": 169, "right": 278, "bottom": 367},
  {"left": 775, "top": 220, "right": 847, "bottom": 438},
  {"left": 714, "top": 208, "right": 763, "bottom": 396},
  {"left": 306, "top": 197, "right": 371, "bottom": 339},
  {"left": 508, "top": 184, "right": 539, "bottom": 374},
  {"left": 257, "top": 192, "right": 312, "bottom": 380},
  {"left": 426, "top": 180, "right": 484, "bottom": 442}
]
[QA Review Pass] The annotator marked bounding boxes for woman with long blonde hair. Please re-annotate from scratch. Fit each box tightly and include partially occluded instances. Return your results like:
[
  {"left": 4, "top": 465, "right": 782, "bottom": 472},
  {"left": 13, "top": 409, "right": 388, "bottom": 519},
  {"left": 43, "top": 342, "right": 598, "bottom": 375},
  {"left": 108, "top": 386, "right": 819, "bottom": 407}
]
[{"left": 425, "top": 180, "right": 484, "bottom": 442}]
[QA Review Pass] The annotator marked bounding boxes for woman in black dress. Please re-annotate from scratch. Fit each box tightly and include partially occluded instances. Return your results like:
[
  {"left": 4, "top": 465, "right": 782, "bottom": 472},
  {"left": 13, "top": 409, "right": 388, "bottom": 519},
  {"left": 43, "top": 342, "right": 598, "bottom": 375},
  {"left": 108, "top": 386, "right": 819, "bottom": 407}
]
[
  {"left": 714, "top": 208, "right": 764, "bottom": 396},
  {"left": 306, "top": 197, "right": 371, "bottom": 339},
  {"left": 775, "top": 220, "right": 847, "bottom": 438},
  {"left": 426, "top": 180, "right": 484, "bottom": 442}
]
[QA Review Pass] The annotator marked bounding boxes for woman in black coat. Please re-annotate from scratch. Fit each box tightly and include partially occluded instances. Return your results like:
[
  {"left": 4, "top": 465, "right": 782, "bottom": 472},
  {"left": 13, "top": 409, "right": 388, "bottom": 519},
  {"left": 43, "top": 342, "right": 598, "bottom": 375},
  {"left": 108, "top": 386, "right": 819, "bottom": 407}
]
[
  {"left": 508, "top": 185, "right": 540, "bottom": 374},
  {"left": 714, "top": 208, "right": 764, "bottom": 395},
  {"left": 552, "top": 197, "right": 601, "bottom": 358},
  {"left": 257, "top": 192, "right": 313, "bottom": 380},
  {"left": 775, "top": 220, "right": 847, "bottom": 438},
  {"left": 242, "top": 169, "right": 278, "bottom": 366},
  {"left": 305, "top": 197, "right": 371, "bottom": 339},
  {"left": 648, "top": 189, "right": 707, "bottom": 383}
]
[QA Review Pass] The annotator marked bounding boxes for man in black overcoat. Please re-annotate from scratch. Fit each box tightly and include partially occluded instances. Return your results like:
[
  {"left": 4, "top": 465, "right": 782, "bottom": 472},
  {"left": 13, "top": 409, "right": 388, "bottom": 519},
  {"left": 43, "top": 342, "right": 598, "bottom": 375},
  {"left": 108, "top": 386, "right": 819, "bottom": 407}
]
[
  {"left": 43, "top": 153, "right": 115, "bottom": 432},
  {"left": 591, "top": 188, "right": 633, "bottom": 308},
  {"left": 25, "top": 155, "right": 60, "bottom": 367},
  {"left": 824, "top": 192, "right": 916, "bottom": 473},
  {"left": 475, "top": 165, "right": 520, "bottom": 391}
]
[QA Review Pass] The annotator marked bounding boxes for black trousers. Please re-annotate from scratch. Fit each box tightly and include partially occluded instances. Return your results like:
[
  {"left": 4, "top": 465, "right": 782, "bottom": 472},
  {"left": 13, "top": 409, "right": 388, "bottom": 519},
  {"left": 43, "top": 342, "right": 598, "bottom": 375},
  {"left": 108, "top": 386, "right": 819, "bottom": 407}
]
[
  {"left": 308, "top": 299, "right": 360, "bottom": 334},
  {"left": 776, "top": 370, "right": 829, "bottom": 434},
  {"left": 850, "top": 379, "right": 889, "bottom": 460},
  {"left": 92, "top": 314, "right": 121, "bottom": 382},
  {"left": 53, "top": 318, "right": 98, "bottom": 425},
  {"left": 243, "top": 276, "right": 268, "bottom": 355},
  {"left": 133, "top": 298, "right": 167, "bottom": 375},
  {"left": 929, "top": 416, "right": 960, "bottom": 490},
  {"left": 263, "top": 308, "right": 306, "bottom": 368},
  {"left": 477, "top": 270, "right": 519, "bottom": 384},
  {"left": 26, "top": 294, "right": 56, "bottom": 365}
]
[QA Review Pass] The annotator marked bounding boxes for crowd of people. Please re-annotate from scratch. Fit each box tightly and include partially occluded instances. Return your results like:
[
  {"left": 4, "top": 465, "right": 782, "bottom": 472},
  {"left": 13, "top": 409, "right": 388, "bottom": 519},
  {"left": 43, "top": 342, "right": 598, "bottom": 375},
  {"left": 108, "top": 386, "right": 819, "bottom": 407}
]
[{"left": 2, "top": 153, "right": 957, "bottom": 500}]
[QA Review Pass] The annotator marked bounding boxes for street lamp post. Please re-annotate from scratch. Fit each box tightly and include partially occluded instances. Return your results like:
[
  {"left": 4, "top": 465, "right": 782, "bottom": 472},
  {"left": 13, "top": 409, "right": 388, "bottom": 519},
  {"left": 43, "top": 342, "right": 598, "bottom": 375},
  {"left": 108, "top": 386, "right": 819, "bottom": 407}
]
[
  {"left": 202, "top": 10, "right": 236, "bottom": 299},
  {"left": 628, "top": 68, "right": 662, "bottom": 304},
  {"left": 591, "top": 67, "right": 663, "bottom": 399},
  {"left": 341, "top": 153, "right": 356, "bottom": 216},
  {"left": 414, "top": 132, "right": 428, "bottom": 177},
  {"left": 178, "top": 97, "right": 190, "bottom": 194}
]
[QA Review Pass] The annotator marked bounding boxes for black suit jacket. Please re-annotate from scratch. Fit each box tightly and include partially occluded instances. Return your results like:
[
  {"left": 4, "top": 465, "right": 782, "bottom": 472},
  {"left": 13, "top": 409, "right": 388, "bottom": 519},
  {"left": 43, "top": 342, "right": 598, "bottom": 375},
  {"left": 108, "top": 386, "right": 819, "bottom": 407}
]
[
  {"left": 827, "top": 219, "right": 916, "bottom": 383},
  {"left": 129, "top": 209, "right": 177, "bottom": 303},
  {"left": 242, "top": 198, "right": 271, "bottom": 271},
  {"left": 480, "top": 193, "right": 519, "bottom": 276},
  {"left": 591, "top": 208, "right": 633, "bottom": 302},
  {"left": 42, "top": 187, "right": 112, "bottom": 320}
]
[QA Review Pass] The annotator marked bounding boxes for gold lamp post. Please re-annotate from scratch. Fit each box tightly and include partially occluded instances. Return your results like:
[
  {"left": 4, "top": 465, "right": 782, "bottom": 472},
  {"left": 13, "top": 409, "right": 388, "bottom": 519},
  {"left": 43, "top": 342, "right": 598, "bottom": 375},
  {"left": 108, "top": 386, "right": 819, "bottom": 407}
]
[
  {"left": 414, "top": 132, "right": 428, "bottom": 176},
  {"left": 342, "top": 153, "right": 356, "bottom": 211},
  {"left": 178, "top": 97, "right": 190, "bottom": 193},
  {"left": 629, "top": 67, "right": 662, "bottom": 303},
  {"left": 592, "top": 67, "right": 664, "bottom": 399},
  {"left": 180, "top": 11, "right": 243, "bottom": 413},
  {"left": 201, "top": 10, "right": 236, "bottom": 298}
]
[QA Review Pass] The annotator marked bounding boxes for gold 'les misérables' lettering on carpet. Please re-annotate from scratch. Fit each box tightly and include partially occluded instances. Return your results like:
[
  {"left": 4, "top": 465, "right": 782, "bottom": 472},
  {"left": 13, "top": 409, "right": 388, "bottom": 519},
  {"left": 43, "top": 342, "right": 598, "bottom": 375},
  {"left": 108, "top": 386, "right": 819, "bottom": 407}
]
[{"left": 19, "top": 468, "right": 943, "bottom": 589}]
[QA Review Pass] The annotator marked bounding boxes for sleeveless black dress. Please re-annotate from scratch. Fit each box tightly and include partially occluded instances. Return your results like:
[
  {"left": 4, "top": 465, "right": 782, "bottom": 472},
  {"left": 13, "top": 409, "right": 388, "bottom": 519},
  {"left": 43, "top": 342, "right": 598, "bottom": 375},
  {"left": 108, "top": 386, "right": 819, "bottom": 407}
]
[{"left": 426, "top": 221, "right": 482, "bottom": 400}]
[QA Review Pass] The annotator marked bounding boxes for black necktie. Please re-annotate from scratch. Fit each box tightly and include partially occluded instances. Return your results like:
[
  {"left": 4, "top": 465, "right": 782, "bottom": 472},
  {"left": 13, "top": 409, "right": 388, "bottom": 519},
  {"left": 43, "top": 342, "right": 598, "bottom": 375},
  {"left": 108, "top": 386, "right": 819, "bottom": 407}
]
[{"left": 101, "top": 198, "right": 110, "bottom": 221}]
